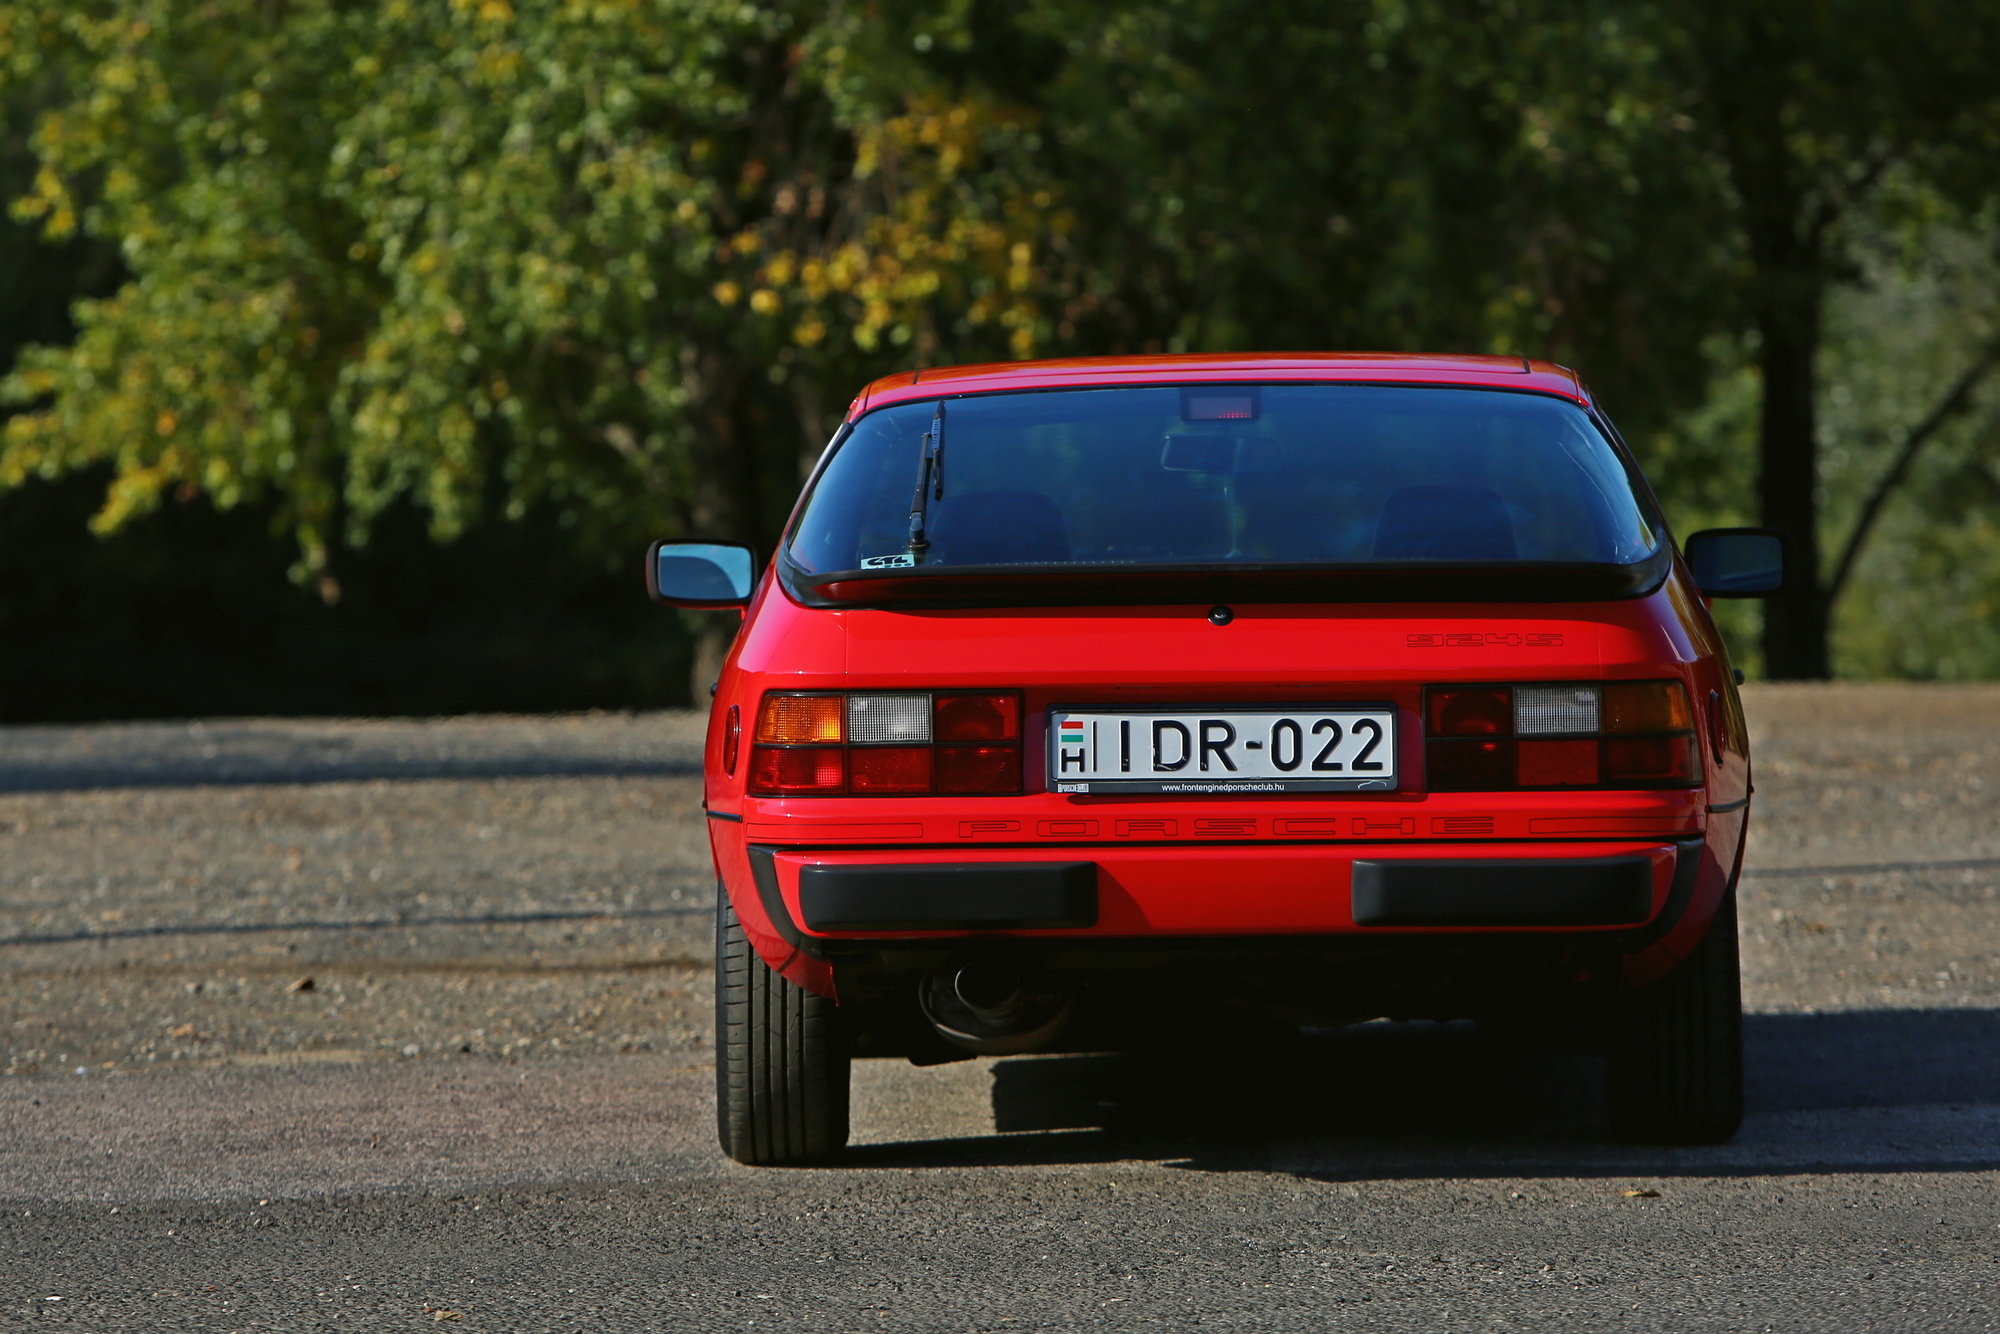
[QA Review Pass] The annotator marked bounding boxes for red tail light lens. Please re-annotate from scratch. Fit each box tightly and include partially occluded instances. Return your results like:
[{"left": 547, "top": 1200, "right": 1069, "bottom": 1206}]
[
  {"left": 1604, "top": 735, "right": 1697, "bottom": 784},
  {"left": 849, "top": 747, "right": 933, "bottom": 793},
  {"left": 1424, "top": 681, "right": 1696, "bottom": 790},
  {"left": 936, "top": 745, "right": 1022, "bottom": 794},
  {"left": 747, "top": 691, "right": 1021, "bottom": 796},
  {"left": 748, "top": 745, "right": 845, "bottom": 794},
  {"left": 722, "top": 704, "right": 741, "bottom": 776},
  {"left": 1427, "top": 688, "right": 1513, "bottom": 736},
  {"left": 1427, "top": 739, "right": 1516, "bottom": 791},
  {"left": 1517, "top": 738, "right": 1600, "bottom": 787},
  {"left": 935, "top": 693, "right": 1022, "bottom": 741}
]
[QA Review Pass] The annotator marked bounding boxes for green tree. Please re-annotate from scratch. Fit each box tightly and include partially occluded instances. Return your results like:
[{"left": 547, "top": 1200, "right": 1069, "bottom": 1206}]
[
  {"left": 8, "top": 0, "right": 1998, "bottom": 698},
  {"left": 0, "top": 0, "right": 1060, "bottom": 596},
  {"left": 1016, "top": 0, "right": 2000, "bottom": 680},
  {"left": 1641, "top": 0, "right": 2000, "bottom": 677}
]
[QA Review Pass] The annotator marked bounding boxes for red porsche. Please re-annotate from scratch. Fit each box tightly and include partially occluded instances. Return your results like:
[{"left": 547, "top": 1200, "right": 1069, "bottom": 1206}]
[{"left": 647, "top": 353, "right": 1785, "bottom": 1164}]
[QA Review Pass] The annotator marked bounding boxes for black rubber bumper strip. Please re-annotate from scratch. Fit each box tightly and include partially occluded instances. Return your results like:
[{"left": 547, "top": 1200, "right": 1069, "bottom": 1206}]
[
  {"left": 1351, "top": 854, "right": 1655, "bottom": 927},
  {"left": 797, "top": 861, "right": 1099, "bottom": 932},
  {"left": 1624, "top": 836, "right": 1707, "bottom": 950},
  {"left": 747, "top": 846, "right": 806, "bottom": 951}
]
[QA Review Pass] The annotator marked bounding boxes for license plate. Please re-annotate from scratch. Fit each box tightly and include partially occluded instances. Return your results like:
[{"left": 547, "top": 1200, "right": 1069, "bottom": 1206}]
[{"left": 1046, "top": 706, "right": 1398, "bottom": 794}]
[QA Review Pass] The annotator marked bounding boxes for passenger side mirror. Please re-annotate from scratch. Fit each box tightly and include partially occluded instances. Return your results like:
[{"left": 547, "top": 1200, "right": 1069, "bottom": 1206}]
[
  {"left": 646, "top": 540, "right": 758, "bottom": 607},
  {"left": 1684, "top": 528, "right": 1787, "bottom": 597}
]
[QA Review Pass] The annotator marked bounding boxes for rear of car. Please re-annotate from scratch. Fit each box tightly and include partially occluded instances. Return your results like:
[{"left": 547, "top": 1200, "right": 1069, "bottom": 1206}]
[{"left": 649, "top": 355, "right": 1781, "bottom": 1165}]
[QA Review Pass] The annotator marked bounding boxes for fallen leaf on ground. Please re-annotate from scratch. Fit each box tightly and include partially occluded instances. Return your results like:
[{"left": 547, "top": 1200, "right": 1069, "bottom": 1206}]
[
  {"left": 432, "top": 1311, "right": 462, "bottom": 1322},
  {"left": 285, "top": 977, "right": 314, "bottom": 994},
  {"left": 1622, "top": 1189, "right": 1661, "bottom": 1198}
]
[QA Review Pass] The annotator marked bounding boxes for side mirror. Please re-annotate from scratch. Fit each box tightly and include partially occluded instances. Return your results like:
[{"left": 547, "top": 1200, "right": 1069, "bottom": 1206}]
[
  {"left": 646, "top": 540, "right": 758, "bottom": 607},
  {"left": 1684, "top": 527, "right": 1787, "bottom": 597}
]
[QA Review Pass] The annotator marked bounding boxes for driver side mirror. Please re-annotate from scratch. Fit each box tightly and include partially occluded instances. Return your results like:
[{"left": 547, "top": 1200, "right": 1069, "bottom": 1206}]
[
  {"left": 645, "top": 540, "right": 758, "bottom": 608},
  {"left": 1684, "top": 528, "right": 1788, "bottom": 597}
]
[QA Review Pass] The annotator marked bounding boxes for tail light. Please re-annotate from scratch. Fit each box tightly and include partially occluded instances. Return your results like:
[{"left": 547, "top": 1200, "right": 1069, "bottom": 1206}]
[
  {"left": 747, "top": 691, "right": 1022, "bottom": 796},
  {"left": 1425, "top": 681, "right": 1697, "bottom": 791}
]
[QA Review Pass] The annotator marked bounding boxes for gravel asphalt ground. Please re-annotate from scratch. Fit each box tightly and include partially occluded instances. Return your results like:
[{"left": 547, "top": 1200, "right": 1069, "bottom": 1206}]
[{"left": 4, "top": 686, "right": 1999, "bottom": 1330}]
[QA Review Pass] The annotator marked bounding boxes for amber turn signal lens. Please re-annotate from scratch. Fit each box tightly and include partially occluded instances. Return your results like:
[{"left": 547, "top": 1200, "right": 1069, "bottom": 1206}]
[
  {"left": 1603, "top": 681, "right": 1692, "bottom": 734},
  {"left": 756, "top": 693, "right": 844, "bottom": 744},
  {"left": 1427, "top": 687, "right": 1512, "bottom": 736}
]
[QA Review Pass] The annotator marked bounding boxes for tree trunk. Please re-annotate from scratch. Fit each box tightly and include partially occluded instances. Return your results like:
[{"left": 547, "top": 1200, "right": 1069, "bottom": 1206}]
[{"left": 1756, "top": 291, "right": 1829, "bottom": 679}]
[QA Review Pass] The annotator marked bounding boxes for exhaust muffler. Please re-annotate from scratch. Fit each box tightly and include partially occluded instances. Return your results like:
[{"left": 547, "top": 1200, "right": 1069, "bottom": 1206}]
[{"left": 918, "top": 964, "right": 1071, "bottom": 1055}]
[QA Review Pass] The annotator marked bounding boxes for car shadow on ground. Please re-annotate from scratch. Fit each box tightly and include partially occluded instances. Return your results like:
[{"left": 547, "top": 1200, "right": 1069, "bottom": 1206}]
[{"left": 840, "top": 1008, "right": 2000, "bottom": 1177}]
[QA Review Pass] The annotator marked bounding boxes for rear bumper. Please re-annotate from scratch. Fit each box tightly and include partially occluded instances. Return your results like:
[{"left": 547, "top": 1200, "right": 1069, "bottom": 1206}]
[{"left": 743, "top": 837, "right": 1702, "bottom": 957}]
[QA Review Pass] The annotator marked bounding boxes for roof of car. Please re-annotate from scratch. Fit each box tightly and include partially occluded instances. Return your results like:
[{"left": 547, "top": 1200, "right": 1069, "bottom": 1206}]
[{"left": 847, "top": 352, "right": 1588, "bottom": 420}]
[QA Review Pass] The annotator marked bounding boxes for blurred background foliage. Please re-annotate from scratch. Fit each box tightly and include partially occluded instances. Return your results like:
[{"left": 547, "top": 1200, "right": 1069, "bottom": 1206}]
[{"left": 0, "top": 0, "right": 1996, "bottom": 718}]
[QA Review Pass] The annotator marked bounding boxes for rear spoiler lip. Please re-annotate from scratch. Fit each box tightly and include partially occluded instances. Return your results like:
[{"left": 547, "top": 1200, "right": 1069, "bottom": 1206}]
[{"left": 777, "top": 548, "right": 1672, "bottom": 610}]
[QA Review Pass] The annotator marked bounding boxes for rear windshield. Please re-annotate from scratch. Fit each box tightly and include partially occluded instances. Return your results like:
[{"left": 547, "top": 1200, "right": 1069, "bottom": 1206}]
[{"left": 788, "top": 384, "right": 1660, "bottom": 574}]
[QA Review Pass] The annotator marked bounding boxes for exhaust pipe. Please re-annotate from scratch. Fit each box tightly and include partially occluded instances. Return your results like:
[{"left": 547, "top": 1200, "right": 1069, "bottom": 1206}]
[
  {"left": 953, "top": 964, "right": 1025, "bottom": 1024},
  {"left": 920, "top": 964, "right": 1071, "bottom": 1056}
]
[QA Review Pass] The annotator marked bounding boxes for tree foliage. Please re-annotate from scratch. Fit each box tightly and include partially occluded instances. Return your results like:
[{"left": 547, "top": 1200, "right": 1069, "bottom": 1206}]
[
  {"left": 2, "top": 0, "right": 1998, "bottom": 687},
  {"left": 0, "top": 0, "right": 1062, "bottom": 589}
]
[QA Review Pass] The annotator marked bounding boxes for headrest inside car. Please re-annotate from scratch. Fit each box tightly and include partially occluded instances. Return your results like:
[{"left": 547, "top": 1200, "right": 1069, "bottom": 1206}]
[{"left": 1373, "top": 485, "right": 1518, "bottom": 561}]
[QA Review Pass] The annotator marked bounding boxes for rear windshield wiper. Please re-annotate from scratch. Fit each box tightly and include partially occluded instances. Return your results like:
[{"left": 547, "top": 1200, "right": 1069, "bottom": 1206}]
[{"left": 906, "top": 401, "right": 945, "bottom": 556}]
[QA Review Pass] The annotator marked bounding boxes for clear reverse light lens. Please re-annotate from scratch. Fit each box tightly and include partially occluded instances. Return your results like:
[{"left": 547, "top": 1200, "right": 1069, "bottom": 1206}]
[
  {"left": 847, "top": 693, "right": 931, "bottom": 743},
  {"left": 1514, "top": 685, "right": 1600, "bottom": 735}
]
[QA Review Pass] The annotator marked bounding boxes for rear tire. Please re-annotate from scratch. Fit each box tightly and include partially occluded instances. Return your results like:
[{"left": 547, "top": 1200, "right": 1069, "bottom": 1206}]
[
  {"left": 715, "top": 886, "right": 850, "bottom": 1165},
  {"left": 1606, "top": 893, "right": 1744, "bottom": 1144}
]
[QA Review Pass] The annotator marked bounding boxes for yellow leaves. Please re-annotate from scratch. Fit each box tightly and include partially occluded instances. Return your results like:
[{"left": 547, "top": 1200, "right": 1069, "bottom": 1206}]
[
  {"left": 799, "top": 258, "right": 828, "bottom": 299},
  {"left": 15, "top": 162, "right": 75, "bottom": 238},
  {"left": 475, "top": 44, "right": 524, "bottom": 82},
  {"left": 792, "top": 318, "right": 826, "bottom": 347},
  {"left": 155, "top": 410, "right": 177, "bottom": 437},
  {"left": 93, "top": 466, "right": 170, "bottom": 535},
  {"left": 10, "top": 368, "right": 56, "bottom": 398},
  {"left": 1008, "top": 240, "right": 1034, "bottom": 294},
  {"left": 748, "top": 289, "right": 781, "bottom": 315},
  {"left": 711, "top": 281, "right": 740, "bottom": 307},
  {"left": 825, "top": 245, "right": 866, "bottom": 292}
]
